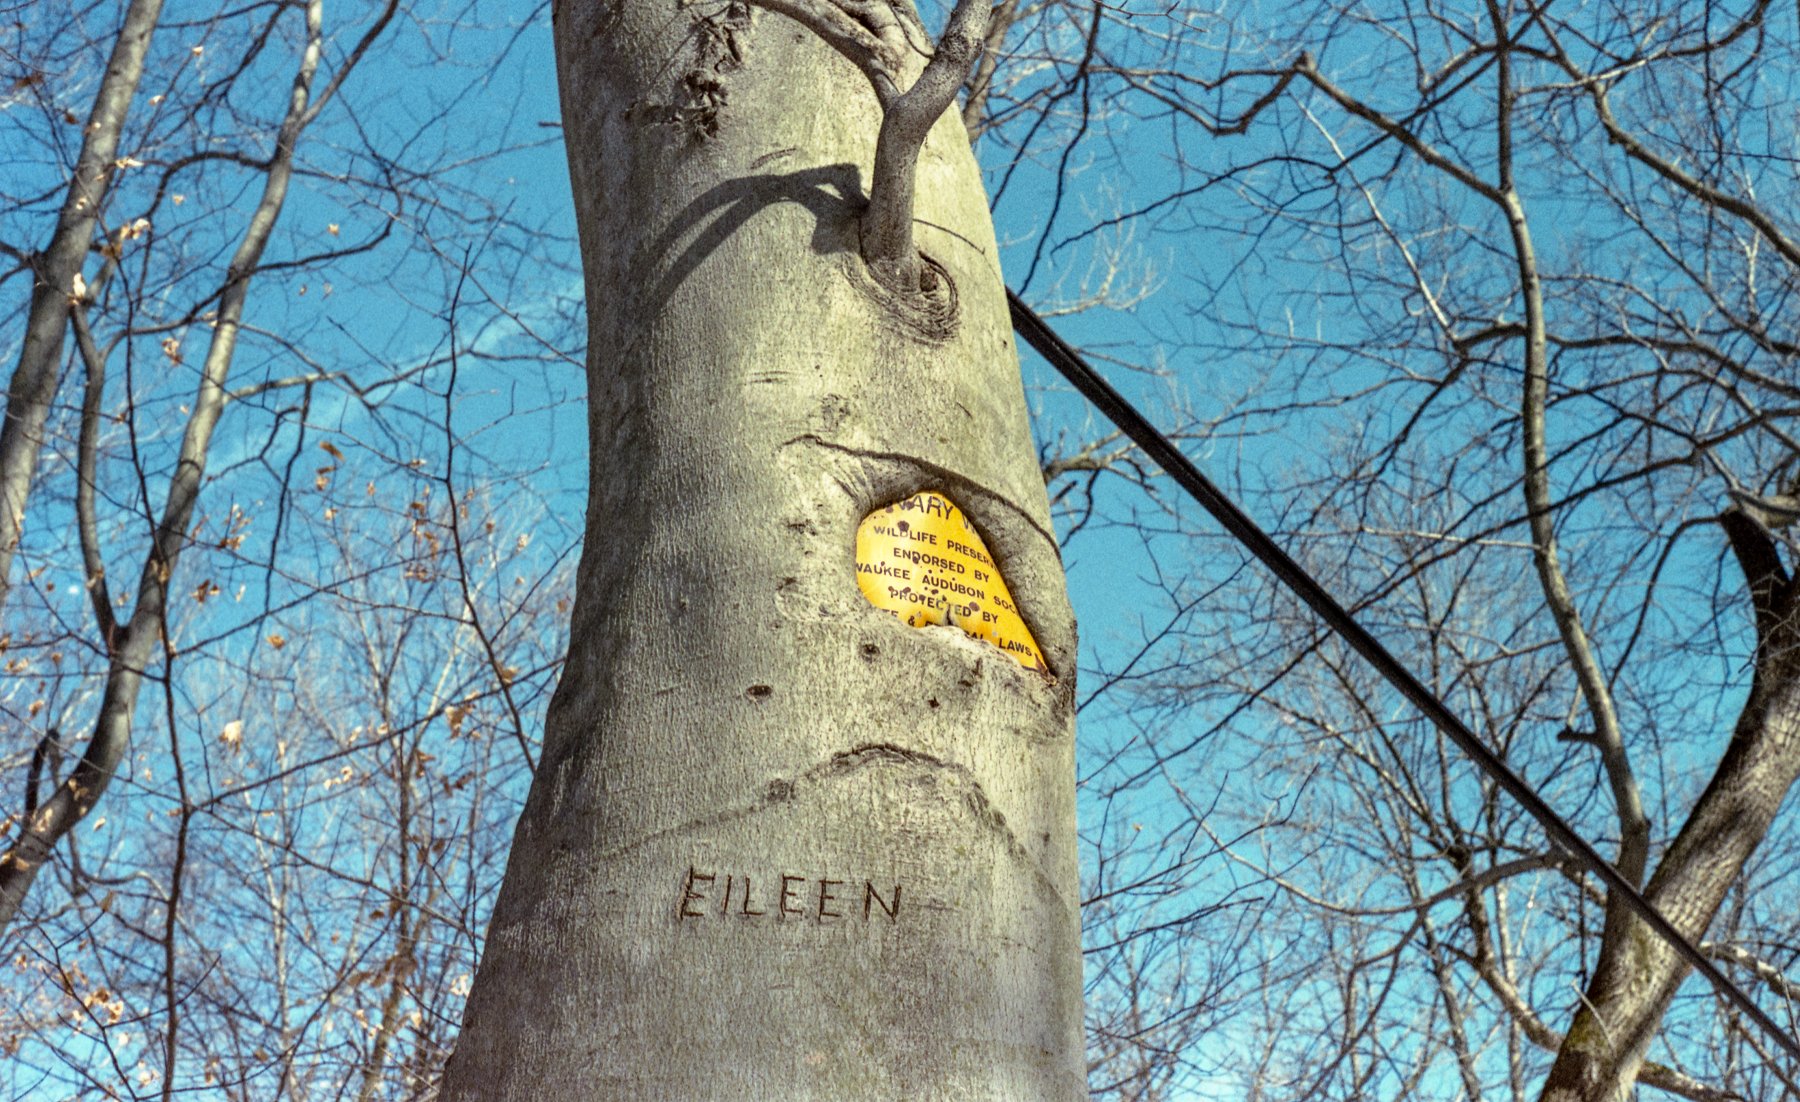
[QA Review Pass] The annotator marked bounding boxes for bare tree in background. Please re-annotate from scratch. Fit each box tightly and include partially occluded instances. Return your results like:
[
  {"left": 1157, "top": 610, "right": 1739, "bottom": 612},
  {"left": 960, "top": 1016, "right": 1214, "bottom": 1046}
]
[
  {"left": 0, "top": 0, "right": 163, "bottom": 618},
  {"left": 0, "top": 0, "right": 409, "bottom": 931},
  {"left": 0, "top": 1, "right": 585, "bottom": 1095},
  {"left": 14, "top": 0, "right": 1796, "bottom": 1096},
  {"left": 1032, "top": 0, "right": 1800, "bottom": 1097}
]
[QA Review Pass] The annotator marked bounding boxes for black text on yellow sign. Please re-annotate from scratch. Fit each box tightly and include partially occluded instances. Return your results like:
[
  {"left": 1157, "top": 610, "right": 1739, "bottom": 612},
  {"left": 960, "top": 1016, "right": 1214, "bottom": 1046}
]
[{"left": 854, "top": 492, "right": 1048, "bottom": 675}]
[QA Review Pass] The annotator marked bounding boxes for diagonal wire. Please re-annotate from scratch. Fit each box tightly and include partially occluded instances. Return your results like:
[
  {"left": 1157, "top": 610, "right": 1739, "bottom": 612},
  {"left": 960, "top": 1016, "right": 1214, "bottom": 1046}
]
[{"left": 1008, "top": 287, "right": 1800, "bottom": 1072}]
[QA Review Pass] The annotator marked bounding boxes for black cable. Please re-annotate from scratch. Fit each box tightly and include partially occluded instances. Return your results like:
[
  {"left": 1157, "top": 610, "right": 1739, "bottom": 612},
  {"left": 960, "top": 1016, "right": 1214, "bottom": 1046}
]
[{"left": 1008, "top": 287, "right": 1800, "bottom": 1070}]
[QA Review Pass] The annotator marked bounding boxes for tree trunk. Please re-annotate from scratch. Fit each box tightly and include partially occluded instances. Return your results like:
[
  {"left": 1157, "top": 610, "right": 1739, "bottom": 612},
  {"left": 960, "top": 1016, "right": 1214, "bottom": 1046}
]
[
  {"left": 1540, "top": 513, "right": 1800, "bottom": 1101},
  {"left": 0, "top": 0, "right": 164, "bottom": 615},
  {"left": 439, "top": 0, "right": 1085, "bottom": 1097}
]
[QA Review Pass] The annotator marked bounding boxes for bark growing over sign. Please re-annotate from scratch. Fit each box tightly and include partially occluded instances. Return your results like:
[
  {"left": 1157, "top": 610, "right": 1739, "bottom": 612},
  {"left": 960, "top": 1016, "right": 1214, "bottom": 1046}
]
[
  {"left": 855, "top": 491, "right": 1048, "bottom": 674},
  {"left": 440, "top": 0, "right": 1083, "bottom": 1097}
]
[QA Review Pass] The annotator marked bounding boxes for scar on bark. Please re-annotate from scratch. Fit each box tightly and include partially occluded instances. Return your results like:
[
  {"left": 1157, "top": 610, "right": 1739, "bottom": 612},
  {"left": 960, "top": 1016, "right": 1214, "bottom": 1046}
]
[
  {"left": 627, "top": 2, "right": 753, "bottom": 141},
  {"left": 743, "top": 0, "right": 991, "bottom": 295}
]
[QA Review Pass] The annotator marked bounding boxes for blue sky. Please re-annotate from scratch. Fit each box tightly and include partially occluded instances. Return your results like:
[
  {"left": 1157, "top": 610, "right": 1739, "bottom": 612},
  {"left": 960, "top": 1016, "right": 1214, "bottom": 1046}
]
[{"left": 5, "top": 0, "right": 1796, "bottom": 1096}]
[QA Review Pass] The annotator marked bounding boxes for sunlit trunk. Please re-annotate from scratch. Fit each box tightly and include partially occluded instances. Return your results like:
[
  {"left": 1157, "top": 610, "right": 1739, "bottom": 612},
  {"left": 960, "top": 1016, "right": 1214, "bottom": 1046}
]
[{"left": 440, "top": 0, "right": 1085, "bottom": 1096}]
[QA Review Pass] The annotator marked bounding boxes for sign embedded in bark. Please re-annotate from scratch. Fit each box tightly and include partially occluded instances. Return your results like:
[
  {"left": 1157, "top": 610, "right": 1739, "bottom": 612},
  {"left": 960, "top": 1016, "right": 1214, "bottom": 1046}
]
[{"left": 854, "top": 492, "right": 1047, "bottom": 673}]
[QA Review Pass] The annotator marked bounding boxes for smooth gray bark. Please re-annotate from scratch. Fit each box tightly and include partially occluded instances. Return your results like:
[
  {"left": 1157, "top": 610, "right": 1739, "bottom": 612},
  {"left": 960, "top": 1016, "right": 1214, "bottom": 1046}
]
[{"left": 440, "top": 1, "right": 1085, "bottom": 1097}]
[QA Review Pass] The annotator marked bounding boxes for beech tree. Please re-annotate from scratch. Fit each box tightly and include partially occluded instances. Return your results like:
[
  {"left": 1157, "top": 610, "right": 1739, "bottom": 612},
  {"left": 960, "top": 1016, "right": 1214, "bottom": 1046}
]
[
  {"left": 13, "top": 0, "right": 1797, "bottom": 1097},
  {"left": 439, "top": 0, "right": 1087, "bottom": 1095}
]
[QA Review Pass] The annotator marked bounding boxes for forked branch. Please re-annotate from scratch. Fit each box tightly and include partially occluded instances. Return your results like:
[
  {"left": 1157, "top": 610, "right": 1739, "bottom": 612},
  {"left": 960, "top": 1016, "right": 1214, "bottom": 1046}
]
[{"left": 745, "top": 0, "right": 991, "bottom": 291}]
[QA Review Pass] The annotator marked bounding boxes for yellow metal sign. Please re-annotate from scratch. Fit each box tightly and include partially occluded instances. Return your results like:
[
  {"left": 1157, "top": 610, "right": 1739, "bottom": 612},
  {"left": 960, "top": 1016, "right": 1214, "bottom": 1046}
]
[{"left": 854, "top": 492, "right": 1047, "bottom": 674}]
